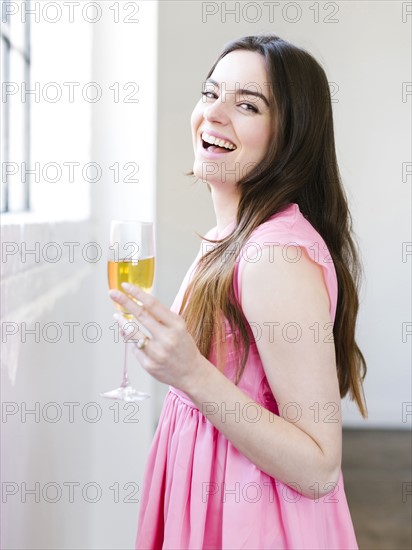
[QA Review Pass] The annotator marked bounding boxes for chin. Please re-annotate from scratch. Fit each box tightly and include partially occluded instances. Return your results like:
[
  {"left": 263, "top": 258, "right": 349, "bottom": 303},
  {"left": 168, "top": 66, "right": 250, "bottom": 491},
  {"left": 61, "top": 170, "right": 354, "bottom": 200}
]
[{"left": 193, "top": 160, "right": 235, "bottom": 187}]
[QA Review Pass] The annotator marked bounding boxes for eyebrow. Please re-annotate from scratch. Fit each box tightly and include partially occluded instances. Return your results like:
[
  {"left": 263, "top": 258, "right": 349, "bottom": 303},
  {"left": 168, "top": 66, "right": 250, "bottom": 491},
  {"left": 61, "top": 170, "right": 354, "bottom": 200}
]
[{"left": 204, "top": 78, "right": 270, "bottom": 108}]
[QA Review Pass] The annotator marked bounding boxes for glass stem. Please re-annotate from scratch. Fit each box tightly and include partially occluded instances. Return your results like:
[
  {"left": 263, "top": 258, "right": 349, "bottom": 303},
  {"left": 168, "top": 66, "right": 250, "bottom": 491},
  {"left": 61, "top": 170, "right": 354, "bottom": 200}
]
[{"left": 120, "top": 342, "right": 130, "bottom": 388}]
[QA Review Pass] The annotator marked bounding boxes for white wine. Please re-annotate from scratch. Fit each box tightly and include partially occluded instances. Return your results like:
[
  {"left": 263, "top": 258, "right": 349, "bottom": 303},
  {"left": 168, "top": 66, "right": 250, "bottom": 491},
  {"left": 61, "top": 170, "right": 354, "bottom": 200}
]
[
  {"left": 108, "top": 258, "right": 155, "bottom": 316},
  {"left": 101, "top": 220, "right": 155, "bottom": 402}
]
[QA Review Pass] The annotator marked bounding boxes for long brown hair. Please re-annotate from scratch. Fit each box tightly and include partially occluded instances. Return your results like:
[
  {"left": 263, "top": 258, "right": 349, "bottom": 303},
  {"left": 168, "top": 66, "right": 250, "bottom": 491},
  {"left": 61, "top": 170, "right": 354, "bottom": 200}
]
[{"left": 180, "top": 34, "right": 368, "bottom": 418}]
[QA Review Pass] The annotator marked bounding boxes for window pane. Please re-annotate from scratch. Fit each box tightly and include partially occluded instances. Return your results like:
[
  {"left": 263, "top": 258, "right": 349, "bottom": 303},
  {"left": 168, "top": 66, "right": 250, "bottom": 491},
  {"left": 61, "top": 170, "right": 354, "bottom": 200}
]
[
  {"left": 1, "top": 36, "right": 9, "bottom": 212},
  {"left": 8, "top": 47, "right": 27, "bottom": 212},
  {"left": 8, "top": 3, "right": 26, "bottom": 54},
  {"left": 1, "top": 0, "right": 11, "bottom": 31}
]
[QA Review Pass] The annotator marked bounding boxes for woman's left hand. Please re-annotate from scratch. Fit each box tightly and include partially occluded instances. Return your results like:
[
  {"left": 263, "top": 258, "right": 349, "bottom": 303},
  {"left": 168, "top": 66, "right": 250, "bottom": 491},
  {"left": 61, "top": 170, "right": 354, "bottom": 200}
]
[{"left": 109, "top": 282, "right": 206, "bottom": 393}]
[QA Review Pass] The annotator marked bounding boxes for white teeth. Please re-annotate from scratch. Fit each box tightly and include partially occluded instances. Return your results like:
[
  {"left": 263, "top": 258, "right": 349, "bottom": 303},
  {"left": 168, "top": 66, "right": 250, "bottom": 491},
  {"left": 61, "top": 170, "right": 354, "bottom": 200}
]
[{"left": 201, "top": 132, "right": 236, "bottom": 150}]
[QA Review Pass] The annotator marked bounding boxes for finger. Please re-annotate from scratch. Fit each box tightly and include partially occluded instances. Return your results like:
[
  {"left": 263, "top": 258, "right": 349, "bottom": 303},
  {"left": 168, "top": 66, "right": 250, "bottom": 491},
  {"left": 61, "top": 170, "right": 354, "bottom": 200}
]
[
  {"left": 116, "top": 315, "right": 169, "bottom": 367},
  {"left": 115, "top": 314, "right": 172, "bottom": 366},
  {"left": 109, "top": 289, "right": 166, "bottom": 339},
  {"left": 114, "top": 314, "right": 146, "bottom": 343},
  {"left": 131, "top": 343, "right": 152, "bottom": 368},
  {"left": 120, "top": 283, "right": 178, "bottom": 327}
]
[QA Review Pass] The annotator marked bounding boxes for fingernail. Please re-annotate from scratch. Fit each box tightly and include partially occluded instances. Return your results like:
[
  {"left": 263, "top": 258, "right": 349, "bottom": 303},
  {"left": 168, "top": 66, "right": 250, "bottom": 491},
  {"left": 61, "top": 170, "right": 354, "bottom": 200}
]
[{"left": 121, "top": 282, "right": 133, "bottom": 292}]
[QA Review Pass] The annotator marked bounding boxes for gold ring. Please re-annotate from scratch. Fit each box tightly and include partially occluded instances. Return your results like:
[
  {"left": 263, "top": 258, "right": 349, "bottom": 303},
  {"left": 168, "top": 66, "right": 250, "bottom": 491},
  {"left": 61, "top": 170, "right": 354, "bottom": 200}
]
[{"left": 136, "top": 336, "right": 149, "bottom": 350}]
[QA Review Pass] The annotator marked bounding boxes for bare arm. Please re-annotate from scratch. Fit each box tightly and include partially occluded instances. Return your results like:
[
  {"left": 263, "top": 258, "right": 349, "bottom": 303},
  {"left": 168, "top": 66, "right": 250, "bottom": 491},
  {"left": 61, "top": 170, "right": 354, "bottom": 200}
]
[
  {"left": 110, "top": 245, "right": 342, "bottom": 499},
  {"left": 184, "top": 245, "right": 342, "bottom": 499}
]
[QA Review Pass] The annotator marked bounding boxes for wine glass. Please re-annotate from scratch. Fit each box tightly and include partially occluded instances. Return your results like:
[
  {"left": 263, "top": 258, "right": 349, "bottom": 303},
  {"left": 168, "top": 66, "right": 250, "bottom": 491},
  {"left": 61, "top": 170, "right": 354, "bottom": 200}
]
[{"left": 100, "top": 220, "right": 155, "bottom": 402}]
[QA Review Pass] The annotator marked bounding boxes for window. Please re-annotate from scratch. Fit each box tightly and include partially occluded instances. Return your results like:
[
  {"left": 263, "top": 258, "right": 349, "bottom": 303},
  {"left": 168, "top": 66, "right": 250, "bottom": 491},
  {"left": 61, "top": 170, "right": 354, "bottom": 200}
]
[{"left": 1, "top": 0, "right": 31, "bottom": 213}]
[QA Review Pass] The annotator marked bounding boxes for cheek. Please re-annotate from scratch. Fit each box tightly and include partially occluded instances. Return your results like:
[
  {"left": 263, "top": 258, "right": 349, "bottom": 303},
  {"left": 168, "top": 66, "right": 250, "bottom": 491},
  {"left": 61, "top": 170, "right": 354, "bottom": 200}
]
[
  {"left": 247, "top": 123, "right": 272, "bottom": 159},
  {"left": 190, "top": 101, "right": 202, "bottom": 129},
  {"left": 190, "top": 103, "right": 203, "bottom": 146}
]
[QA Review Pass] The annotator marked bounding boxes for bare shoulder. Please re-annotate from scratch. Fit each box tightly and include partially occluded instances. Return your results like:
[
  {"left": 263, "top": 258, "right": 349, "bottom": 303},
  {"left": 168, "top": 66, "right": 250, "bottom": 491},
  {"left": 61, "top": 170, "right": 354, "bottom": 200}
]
[
  {"left": 240, "top": 243, "right": 342, "bottom": 474},
  {"left": 241, "top": 243, "right": 331, "bottom": 318}
]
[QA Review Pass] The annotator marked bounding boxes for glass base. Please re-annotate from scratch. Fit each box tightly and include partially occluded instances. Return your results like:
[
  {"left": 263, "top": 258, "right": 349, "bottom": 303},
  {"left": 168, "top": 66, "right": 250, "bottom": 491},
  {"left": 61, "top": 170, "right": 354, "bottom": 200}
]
[{"left": 100, "top": 384, "right": 150, "bottom": 402}]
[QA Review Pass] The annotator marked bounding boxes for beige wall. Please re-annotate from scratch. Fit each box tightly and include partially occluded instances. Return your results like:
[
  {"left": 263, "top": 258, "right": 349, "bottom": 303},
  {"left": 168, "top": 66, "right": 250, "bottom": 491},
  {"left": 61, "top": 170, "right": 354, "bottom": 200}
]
[{"left": 155, "top": 1, "right": 411, "bottom": 427}]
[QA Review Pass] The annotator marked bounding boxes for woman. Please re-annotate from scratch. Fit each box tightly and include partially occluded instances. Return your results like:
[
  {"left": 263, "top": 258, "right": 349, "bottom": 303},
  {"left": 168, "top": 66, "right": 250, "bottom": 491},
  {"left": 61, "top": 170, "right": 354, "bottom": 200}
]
[{"left": 110, "top": 33, "right": 367, "bottom": 550}]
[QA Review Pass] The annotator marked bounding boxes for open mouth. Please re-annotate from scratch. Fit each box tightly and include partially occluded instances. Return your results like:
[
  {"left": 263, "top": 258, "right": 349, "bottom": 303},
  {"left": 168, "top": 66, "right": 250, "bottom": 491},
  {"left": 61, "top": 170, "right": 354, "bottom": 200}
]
[{"left": 201, "top": 132, "right": 237, "bottom": 153}]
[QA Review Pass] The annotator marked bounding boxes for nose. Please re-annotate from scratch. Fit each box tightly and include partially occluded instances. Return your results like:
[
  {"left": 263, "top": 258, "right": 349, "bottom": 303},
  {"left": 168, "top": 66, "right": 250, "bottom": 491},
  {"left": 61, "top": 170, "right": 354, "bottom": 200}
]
[{"left": 203, "top": 96, "right": 229, "bottom": 124}]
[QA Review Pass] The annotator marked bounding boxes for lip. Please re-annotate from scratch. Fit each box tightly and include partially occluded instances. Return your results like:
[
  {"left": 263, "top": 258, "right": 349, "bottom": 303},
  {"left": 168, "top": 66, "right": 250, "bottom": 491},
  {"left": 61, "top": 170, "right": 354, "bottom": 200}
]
[
  {"left": 200, "top": 129, "right": 237, "bottom": 148},
  {"left": 196, "top": 140, "right": 236, "bottom": 159}
]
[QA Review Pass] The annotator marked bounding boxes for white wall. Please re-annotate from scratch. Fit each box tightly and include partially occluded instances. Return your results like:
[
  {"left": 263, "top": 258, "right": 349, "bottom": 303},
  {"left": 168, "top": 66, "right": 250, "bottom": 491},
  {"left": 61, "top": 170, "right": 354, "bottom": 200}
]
[
  {"left": 1, "top": 9, "right": 98, "bottom": 549},
  {"left": 1, "top": 2, "right": 158, "bottom": 549},
  {"left": 155, "top": 1, "right": 411, "bottom": 428},
  {"left": 1, "top": 219, "right": 97, "bottom": 550},
  {"left": 89, "top": 2, "right": 158, "bottom": 549}
]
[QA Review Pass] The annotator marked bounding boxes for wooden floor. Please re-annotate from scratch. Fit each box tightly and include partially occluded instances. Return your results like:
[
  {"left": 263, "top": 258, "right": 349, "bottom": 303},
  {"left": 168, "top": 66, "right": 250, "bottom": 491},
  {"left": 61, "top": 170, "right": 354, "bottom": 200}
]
[{"left": 342, "top": 429, "right": 412, "bottom": 550}]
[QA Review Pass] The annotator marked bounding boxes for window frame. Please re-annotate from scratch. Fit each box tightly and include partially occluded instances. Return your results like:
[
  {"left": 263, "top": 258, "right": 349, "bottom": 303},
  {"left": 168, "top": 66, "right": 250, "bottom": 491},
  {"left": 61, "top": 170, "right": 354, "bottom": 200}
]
[{"left": 1, "top": 0, "right": 31, "bottom": 213}]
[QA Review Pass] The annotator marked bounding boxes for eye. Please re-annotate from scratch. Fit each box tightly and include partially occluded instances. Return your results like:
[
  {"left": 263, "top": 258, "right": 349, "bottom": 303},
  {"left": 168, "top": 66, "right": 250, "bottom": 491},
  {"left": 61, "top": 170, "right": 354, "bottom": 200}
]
[
  {"left": 200, "top": 91, "right": 260, "bottom": 113},
  {"left": 239, "top": 102, "right": 259, "bottom": 113},
  {"left": 201, "top": 91, "right": 217, "bottom": 99}
]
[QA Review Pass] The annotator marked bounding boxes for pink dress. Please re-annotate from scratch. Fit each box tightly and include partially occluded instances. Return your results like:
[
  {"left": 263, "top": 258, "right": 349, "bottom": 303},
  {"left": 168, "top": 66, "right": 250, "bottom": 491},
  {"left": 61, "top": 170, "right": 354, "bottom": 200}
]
[{"left": 135, "top": 203, "right": 358, "bottom": 550}]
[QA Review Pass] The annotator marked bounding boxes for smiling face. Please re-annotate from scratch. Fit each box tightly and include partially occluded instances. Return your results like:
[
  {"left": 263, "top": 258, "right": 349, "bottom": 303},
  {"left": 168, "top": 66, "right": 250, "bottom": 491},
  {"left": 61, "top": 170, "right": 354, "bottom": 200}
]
[{"left": 191, "top": 50, "right": 273, "bottom": 191}]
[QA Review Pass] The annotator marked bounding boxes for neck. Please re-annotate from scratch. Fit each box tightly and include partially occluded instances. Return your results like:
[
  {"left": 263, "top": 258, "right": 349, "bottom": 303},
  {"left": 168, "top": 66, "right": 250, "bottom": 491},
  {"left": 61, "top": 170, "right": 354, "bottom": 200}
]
[{"left": 210, "top": 186, "right": 239, "bottom": 237}]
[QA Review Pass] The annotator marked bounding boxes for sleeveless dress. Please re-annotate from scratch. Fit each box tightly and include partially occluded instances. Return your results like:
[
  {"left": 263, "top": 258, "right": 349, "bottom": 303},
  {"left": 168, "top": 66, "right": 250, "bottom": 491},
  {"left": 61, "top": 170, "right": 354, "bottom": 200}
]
[{"left": 135, "top": 203, "right": 359, "bottom": 550}]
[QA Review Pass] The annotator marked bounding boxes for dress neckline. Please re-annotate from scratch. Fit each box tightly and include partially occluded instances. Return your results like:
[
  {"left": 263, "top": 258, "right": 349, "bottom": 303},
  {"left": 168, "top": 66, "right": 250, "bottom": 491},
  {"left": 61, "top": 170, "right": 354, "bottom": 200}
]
[
  {"left": 214, "top": 219, "right": 237, "bottom": 240},
  {"left": 212, "top": 203, "right": 298, "bottom": 240}
]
